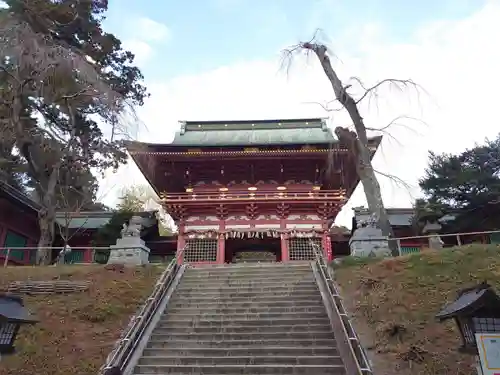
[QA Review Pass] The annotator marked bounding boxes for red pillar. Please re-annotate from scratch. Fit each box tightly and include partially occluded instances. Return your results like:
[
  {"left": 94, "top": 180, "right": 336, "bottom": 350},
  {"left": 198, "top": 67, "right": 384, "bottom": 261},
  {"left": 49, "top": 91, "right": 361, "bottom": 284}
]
[
  {"left": 0, "top": 224, "right": 6, "bottom": 247},
  {"left": 217, "top": 233, "right": 225, "bottom": 264},
  {"left": 177, "top": 223, "right": 185, "bottom": 265},
  {"left": 322, "top": 232, "right": 333, "bottom": 261},
  {"left": 217, "top": 220, "right": 226, "bottom": 264},
  {"left": 83, "top": 247, "right": 93, "bottom": 263},
  {"left": 24, "top": 240, "right": 34, "bottom": 265},
  {"left": 281, "top": 233, "right": 289, "bottom": 262},
  {"left": 279, "top": 219, "right": 289, "bottom": 262}
]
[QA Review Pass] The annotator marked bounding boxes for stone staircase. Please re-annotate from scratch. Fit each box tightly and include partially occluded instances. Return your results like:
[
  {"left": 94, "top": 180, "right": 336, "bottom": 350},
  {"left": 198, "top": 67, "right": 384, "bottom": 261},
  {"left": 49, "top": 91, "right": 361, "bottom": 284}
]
[{"left": 132, "top": 262, "right": 347, "bottom": 374}]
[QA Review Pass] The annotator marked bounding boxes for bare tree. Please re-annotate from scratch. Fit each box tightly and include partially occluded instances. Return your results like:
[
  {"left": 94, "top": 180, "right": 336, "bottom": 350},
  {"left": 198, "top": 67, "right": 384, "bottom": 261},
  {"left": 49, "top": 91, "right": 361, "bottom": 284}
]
[
  {"left": 283, "top": 38, "right": 422, "bottom": 256},
  {"left": 56, "top": 182, "right": 95, "bottom": 250},
  {"left": 0, "top": 12, "right": 135, "bottom": 264}
]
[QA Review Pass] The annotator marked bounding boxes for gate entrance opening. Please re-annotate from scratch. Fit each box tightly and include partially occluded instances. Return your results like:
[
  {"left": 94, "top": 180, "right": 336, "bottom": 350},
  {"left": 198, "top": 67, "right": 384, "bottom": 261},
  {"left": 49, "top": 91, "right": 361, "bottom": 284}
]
[{"left": 224, "top": 237, "right": 281, "bottom": 263}]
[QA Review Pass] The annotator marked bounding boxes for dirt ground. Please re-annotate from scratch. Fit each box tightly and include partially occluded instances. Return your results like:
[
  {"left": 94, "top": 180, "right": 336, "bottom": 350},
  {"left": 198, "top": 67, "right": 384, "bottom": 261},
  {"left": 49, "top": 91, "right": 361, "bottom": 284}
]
[
  {"left": 335, "top": 245, "right": 500, "bottom": 375},
  {"left": 0, "top": 264, "right": 163, "bottom": 375}
]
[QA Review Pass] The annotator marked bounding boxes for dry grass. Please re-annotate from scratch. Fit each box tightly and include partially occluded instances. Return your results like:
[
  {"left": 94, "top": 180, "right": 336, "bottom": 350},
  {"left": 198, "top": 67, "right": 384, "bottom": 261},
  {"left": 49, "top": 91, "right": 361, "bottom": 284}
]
[
  {"left": 0, "top": 264, "right": 164, "bottom": 375},
  {"left": 335, "top": 245, "right": 500, "bottom": 375}
]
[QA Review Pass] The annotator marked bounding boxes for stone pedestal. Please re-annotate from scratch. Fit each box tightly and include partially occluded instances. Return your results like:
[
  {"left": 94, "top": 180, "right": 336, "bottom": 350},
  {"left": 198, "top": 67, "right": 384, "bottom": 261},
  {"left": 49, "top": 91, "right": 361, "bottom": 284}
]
[
  {"left": 349, "top": 226, "right": 390, "bottom": 258},
  {"left": 107, "top": 237, "right": 150, "bottom": 266}
]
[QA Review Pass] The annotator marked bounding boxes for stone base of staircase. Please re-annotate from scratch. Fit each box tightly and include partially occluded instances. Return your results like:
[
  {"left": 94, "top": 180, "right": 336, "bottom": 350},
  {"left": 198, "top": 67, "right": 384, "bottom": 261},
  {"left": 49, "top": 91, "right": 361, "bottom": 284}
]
[{"left": 132, "top": 262, "right": 346, "bottom": 375}]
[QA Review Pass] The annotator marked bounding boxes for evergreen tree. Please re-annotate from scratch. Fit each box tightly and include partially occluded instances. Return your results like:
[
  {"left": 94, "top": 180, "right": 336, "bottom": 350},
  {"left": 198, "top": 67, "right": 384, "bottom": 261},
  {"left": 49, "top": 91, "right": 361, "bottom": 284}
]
[
  {"left": 417, "top": 136, "right": 500, "bottom": 232},
  {"left": 0, "top": 0, "right": 148, "bottom": 263}
]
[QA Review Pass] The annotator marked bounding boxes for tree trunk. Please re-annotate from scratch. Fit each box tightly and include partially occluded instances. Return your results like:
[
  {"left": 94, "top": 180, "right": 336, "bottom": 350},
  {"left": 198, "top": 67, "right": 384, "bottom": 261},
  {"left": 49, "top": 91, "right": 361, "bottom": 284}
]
[
  {"left": 36, "top": 171, "right": 58, "bottom": 265},
  {"left": 37, "top": 210, "right": 54, "bottom": 265},
  {"left": 304, "top": 42, "right": 399, "bottom": 257}
]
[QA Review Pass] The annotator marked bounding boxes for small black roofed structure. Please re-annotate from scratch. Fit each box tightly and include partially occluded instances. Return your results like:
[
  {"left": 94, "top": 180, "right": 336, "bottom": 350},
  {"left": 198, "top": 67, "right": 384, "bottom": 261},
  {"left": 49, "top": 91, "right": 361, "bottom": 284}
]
[
  {"left": 436, "top": 282, "right": 500, "bottom": 353},
  {"left": 0, "top": 293, "right": 38, "bottom": 355}
]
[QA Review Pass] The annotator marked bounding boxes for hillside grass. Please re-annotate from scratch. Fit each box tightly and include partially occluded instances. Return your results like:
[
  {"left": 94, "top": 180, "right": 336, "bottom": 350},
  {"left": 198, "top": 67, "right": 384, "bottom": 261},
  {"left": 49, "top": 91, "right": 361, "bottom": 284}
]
[
  {"left": 335, "top": 245, "right": 500, "bottom": 375},
  {"left": 0, "top": 265, "right": 164, "bottom": 375}
]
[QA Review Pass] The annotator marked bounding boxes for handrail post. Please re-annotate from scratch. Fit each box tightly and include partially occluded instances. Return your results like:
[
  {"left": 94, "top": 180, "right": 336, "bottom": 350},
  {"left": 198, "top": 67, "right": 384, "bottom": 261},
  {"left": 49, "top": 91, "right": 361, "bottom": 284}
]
[
  {"left": 99, "top": 246, "right": 186, "bottom": 374},
  {"left": 396, "top": 239, "right": 401, "bottom": 256},
  {"left": 309, "top": 238, "right": 372, "bottom": 375},
  {"left": 3, "top": 248, "right": 10, "bottom": 267},
  {"left": 456, "top": 234, "right": 462, "bottom": 246}
]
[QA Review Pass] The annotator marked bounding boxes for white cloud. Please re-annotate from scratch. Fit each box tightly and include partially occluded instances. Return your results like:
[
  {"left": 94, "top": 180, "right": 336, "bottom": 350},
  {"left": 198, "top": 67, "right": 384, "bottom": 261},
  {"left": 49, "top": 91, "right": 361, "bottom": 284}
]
[
  {"left": 100, "top": 1, "right": 500, "bottom": 227},
  {"left": 135, "top": 17, "right": 171, "bottom": 43},
  {"left": 122, "top": 39, "right": 153, "bottom": 65},
  {"left": 120, "top": 17, "right": 170, "bottom": 64}
]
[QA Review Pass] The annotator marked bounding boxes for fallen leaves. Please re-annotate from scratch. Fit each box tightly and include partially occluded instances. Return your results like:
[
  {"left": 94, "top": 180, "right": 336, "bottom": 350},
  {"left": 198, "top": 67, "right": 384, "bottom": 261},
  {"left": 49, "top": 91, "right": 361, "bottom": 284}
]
[
  {"left": 336, "top": 244, "right": 500, "bottom": 375},
  {"left": 0, "top": 265, "right": 163, "bottom": 375}
]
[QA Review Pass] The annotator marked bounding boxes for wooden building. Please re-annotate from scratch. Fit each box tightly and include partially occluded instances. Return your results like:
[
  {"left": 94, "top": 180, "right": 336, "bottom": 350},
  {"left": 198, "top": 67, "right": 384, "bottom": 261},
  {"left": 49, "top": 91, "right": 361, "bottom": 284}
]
[
  {"left": 0, "top": 181, "right": 40, "bottom": 265},
  {"left": 129, "top": 118, "right": 382, "bottom": 264}
]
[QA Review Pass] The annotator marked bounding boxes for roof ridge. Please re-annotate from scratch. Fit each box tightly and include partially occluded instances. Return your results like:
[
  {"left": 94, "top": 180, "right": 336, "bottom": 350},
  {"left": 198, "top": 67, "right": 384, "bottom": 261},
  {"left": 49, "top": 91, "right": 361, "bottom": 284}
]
[{"left": 0, "top": 180, "right": 41, "bottom": 212}]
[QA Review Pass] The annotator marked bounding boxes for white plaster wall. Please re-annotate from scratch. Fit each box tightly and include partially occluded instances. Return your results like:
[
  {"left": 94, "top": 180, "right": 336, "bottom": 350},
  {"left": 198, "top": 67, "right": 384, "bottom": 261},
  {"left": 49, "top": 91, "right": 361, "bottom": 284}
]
[
  {"left": 226, "top": 224, "right": 251, "bottom": 229},
  {"left": 286, "top": 223, "right": 323, "bottom": 230},
  {"left": 255, "top": 224, "right": 281, "bottom": 229},
  {"left": 184, "top": 225, "right": 219, "bottom": 231}
]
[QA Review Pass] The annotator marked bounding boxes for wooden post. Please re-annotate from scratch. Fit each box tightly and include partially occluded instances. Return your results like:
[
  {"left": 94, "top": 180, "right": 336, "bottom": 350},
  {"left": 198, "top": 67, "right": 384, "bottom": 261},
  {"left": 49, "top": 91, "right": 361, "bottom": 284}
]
[
  {"left": 3, "top": 248, "right": 10, "bottom": 267},
  {"left": 396, "top": 239, "right": 402, "bottom": 255}
]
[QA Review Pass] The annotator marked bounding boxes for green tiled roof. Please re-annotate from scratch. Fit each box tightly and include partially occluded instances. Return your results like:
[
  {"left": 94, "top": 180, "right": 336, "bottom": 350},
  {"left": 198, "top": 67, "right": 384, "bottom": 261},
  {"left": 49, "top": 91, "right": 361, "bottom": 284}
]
[
  {"left": 55, "top": 216, "right": 112, "bottom": 229},
  {"left": 171, "top": 118, "right": 336, "bottom": 147}
]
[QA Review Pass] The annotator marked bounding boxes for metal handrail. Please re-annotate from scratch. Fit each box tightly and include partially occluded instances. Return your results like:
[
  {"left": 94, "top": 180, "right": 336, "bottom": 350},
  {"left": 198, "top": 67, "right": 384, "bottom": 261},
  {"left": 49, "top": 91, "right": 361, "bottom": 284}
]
[
  {"left": 99, "top": 246, "right": 186, "bottom": 374},
  {"left": 310, "top": 240, "right": 373, "bottom": 375}
]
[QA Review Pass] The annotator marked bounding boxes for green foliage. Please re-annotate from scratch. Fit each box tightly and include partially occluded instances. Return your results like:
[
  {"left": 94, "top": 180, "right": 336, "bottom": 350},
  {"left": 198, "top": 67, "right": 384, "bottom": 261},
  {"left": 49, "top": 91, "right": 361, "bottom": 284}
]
[
  {"left": 418, "top": 136, "right": 500, "bottom": 231},
  {"left": 0, "top": 0, "right": 148, "bottom": 252}
]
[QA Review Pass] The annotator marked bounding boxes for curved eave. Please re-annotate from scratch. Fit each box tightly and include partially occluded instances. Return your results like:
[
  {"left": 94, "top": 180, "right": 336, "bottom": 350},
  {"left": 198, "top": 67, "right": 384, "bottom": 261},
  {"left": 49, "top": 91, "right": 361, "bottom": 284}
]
[
  {"left": 0, "top": 181, "right": 41, "bottom": 213},
  {"left": 127, "top": 135, "right": 383, "bottom": 199},
  {"left": 126, "top": 135, "right": 382, "bottom": 155}
]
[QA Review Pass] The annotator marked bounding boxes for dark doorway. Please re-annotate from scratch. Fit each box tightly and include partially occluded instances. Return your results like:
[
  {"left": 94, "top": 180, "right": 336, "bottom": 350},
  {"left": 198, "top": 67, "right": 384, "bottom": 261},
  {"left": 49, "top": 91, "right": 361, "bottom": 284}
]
[{"left": 225, "top": 237, "right": 281, "bottom": 263}]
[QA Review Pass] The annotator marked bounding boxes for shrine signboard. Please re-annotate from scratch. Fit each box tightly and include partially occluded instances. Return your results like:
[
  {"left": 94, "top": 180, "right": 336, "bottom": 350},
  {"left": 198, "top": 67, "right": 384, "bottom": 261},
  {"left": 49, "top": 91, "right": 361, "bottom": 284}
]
[{"left": 476, "top": 334, "right": 500, "bottom": 375}]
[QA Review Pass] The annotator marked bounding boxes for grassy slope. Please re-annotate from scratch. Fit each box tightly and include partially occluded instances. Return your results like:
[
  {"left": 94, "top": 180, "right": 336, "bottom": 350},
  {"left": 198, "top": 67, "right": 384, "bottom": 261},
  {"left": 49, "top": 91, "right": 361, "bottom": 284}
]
[
  {"left": 0, "top": 265, "right": 163, "bottom": 375},
  {"left": 335, "top": 245, "right": 500, "bottom": 375}
]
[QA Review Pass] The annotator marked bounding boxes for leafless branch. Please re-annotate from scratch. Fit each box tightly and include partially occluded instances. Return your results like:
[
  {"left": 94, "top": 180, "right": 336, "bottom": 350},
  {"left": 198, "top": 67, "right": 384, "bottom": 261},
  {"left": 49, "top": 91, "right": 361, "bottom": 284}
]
[
  {"left": 349, "top": 77, "right": 424, "bottom": 104},
  {"left": 301, "top": 99, "right": 344, "bottom": 113}
]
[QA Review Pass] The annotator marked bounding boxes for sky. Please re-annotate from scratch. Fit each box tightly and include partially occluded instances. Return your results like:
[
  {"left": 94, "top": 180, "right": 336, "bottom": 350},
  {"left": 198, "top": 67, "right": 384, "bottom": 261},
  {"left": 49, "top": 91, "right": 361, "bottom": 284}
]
[{"left": 98, "top": 0, "right": 500, "bottom": 227}]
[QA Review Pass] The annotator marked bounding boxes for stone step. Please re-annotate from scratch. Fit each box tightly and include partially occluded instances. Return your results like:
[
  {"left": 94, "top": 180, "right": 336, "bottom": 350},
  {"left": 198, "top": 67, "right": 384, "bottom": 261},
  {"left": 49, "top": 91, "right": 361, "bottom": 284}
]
[
  {"left": 179, "top": 277, "right": 315, "bottom": 287},
  {"left": 146, "top": 338, "right": 337, "bottom": 349},
  {"left": 153, "top": 323, "right": 331, "bottom": 334},
  {"left": 142, "top": 346, "right": 339, "bottom": 357},
  {"left": 138, "top": 355, "right": 343, "bottom": 366},
  {"left": 168, "top": 295, "right": 323, "bottom": 306},
  {"left": 149, "top": 330, "right": 335, "bottom": 342},
  {"left": 184, "top": 273, "right": 314, "bottom": 279},
  {"left": 188, "top": 260, "right": 311, "bottom": 269},
  {"left": 157, "top": 317, "right": 330, "bottom": 328},
  {"left": 163, "top": 310, "right": 328, "bottom": 321},
  {"left": 133, "top": 364, "right": 345, "bottom": 375},
  {"left": 186, "top": 263, "right": 312, "bottom": 271},
  {"left": 176, "top": 283, "right": 319, "bottom": 293},
  {"left": 183, "top": 268, "right": 313, "bottom": 278},
  {"left": 181, "top": 275, "right": 315, "bottom": 283},
  {"left": 171, "top": 290, "right": 320, "bottom": 299},
  {"left": 166, "top": 303, "right": 325, "bottom": 311},
  {"left": 183, "top": 272, "right": 314, "bottom": 279},
  {"left": 166, "top": 305, "right": 327, "bottom": 315}
]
